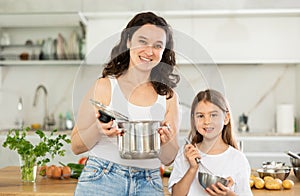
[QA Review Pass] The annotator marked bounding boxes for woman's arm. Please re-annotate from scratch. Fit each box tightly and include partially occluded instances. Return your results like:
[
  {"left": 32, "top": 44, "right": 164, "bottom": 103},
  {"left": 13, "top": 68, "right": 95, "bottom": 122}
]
[
  {"left": 71, "top": 78, "right": 112, "bottom": 155},
  {"left": 158, "top": 91, "right": 181, "bottom": 165}
]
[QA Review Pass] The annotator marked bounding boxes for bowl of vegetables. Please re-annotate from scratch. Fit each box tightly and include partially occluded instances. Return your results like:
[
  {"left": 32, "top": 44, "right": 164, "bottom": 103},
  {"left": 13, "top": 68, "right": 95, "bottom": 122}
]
[{"left": 257, "top": 167, "right": 291, "bottom": 181}]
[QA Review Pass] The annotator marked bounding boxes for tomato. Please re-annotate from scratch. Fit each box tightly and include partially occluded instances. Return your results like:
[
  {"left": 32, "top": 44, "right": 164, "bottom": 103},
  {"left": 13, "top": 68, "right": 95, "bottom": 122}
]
[
  {"left": 46, "top": 165, "right": 55, "bottom": 178},
  {"left": 62, "top": 166, "right": 71, "bottom": 179},
  {"left": 160, "top": 165, "right": 164, "bottom": 176},
  {"left": 78, "top": 157, "right": 88, "bottom": 165},
  {"left": 52, "top": 166, "right": 62, "bottom": 179}
]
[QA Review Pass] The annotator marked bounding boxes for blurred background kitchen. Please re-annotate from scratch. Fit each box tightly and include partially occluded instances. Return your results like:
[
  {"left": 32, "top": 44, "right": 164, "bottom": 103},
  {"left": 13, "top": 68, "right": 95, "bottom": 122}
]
[{"left": 0, "top": 0, "right": 300, "bottom": 168}]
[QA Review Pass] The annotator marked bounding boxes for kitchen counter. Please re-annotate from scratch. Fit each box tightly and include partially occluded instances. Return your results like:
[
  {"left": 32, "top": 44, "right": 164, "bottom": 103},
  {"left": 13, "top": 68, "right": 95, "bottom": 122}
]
[
  {"left": 162, "top": 169, "right": 300, "bottom": 196},
  {"left": 251, "top": 169, "right": 300, "bottom": 196},
  {"left": 1, "top": 167, "right": 299, "bottom": 195},
  {"left": 0, "top": 166, "right": 170, "bottom": 196},
  {"left": 0, "top": 166, "right": 77, "bottom": 195}
]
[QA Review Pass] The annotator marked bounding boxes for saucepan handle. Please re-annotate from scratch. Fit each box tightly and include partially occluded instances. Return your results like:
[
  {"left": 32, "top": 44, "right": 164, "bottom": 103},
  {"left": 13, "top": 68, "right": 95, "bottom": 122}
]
[{"left": 98, "top": 110, "right": 115, "bottom": 123}]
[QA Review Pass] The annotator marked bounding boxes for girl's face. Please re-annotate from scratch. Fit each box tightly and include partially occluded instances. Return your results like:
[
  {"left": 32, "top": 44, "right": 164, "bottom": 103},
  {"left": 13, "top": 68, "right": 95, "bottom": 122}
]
[
  {"left": 193, "top": 101, "right": 230, "bottom": 140},
  {"left": 127, "top": 24, "right": 166, "bottom": 72}
]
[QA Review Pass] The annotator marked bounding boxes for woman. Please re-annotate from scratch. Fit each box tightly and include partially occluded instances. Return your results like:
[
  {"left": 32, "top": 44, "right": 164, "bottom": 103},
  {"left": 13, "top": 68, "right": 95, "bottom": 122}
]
[
  {"left": 71, "top": 12, "right": 180, "bottom": 195},
  {"left": 169, "top": 89, "right": 252, "bottom": 196}
]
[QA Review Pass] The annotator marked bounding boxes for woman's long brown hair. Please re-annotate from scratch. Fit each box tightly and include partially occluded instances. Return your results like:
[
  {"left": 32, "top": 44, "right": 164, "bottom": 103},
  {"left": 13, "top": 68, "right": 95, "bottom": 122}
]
[{"left": 102, "top": 12, "right": 180, "bottom": 99}]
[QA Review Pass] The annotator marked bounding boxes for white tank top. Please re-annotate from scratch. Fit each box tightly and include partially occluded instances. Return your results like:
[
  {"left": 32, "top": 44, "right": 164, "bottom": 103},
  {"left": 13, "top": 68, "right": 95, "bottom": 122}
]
[{"left": 89, "top": 77, "right": 166, "bottom": 168}]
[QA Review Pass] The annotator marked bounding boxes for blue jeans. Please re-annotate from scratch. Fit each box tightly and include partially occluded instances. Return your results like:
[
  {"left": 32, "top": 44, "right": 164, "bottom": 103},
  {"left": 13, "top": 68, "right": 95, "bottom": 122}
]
[{"left": 74, "top": 156, "right": 164, "bottom": 196}]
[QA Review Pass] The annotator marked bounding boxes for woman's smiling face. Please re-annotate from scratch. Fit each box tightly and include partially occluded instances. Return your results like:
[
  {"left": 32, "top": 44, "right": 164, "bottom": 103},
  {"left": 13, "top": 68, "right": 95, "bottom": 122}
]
[
  {"left": 194, "top": 101, "right": 229, "bottom": 140},
  {"left": 127, "top": 24, "right": 166, "bottom": 72}
]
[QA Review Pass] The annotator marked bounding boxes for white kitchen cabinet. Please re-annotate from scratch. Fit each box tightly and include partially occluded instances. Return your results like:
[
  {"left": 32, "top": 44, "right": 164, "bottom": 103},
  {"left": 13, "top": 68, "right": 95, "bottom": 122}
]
[{"left": 85, "top": 10, "right": 300, "bottom": 64}]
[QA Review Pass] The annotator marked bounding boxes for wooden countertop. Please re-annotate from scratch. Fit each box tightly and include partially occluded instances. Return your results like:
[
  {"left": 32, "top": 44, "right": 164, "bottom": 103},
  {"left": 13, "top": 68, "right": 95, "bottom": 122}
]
[
  {"left": 1, "top": 166, "right": 299, "bottom": 196},
  {"left": 251, "top": 169, "right": 300, "bottom": 196},
  {"left": 0, "top": 166, "right": 77, "bottom": 196},
  {"left": 0, "top": 166, "right": 170, "bottom": 196},
  {"left": 162, "top": 169, "right": 300, "bottom": 196}
]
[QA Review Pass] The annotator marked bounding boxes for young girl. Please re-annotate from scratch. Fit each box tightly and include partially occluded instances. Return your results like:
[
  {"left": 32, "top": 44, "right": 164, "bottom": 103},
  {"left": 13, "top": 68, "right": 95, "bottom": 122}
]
[
  {"left": 71, "top": 12, "right": 180, "bottom": 195},
  {"left": 169, "top": 89, "right": 252, "bottom": 196}
]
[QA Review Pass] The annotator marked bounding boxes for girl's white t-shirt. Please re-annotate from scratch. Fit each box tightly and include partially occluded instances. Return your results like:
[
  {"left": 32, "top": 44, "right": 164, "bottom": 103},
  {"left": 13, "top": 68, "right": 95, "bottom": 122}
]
[
  {"left": 168, "top": 145, "right": 253, "bottom": 196},
  {"left": 89, "top": 77, "right": 166, "bottom": 169}
]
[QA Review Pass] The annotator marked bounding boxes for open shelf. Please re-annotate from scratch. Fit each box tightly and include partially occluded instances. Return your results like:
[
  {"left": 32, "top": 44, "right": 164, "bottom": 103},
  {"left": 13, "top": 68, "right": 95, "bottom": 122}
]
[
  {"left": 0, "top": 12, "right": 81, "bottom": 27},
  {"left": 0, "top": 60, "right": 83, "bottom": 66}
]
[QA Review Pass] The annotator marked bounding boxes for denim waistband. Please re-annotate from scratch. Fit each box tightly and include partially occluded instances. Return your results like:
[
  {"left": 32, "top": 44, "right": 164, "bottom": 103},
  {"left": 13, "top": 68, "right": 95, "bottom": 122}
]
[{"left": 87, "top": 156, "right": 160, "bottom": 178}]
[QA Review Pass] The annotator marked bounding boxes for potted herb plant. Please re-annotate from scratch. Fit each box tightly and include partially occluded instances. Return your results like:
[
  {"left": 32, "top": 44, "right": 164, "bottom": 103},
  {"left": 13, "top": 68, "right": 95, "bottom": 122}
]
[{"left": 2, "top": 127, "right": 70, "bottom": 182}]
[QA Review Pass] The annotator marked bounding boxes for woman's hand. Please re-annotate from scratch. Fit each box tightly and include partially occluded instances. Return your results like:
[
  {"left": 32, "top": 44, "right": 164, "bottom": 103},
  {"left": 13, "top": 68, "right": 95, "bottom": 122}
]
[
  {"left": 184, "top": 144, "right": 200, "bottom": 170},
  {"left": 205, "top": 176, "right": 236, "bottom": 196},
  {"left": 158, "top": 123, "right": 173, "bottom": 144},
  {"left": 95, "top": 113, "right": 123, "bottom": 137}
]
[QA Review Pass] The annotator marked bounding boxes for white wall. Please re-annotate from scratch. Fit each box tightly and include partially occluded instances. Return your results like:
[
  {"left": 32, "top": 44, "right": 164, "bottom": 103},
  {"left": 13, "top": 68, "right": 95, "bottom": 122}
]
[
  {"left": 297, "top": 65, "right": 300, "bottom": 131},
  {"left": 0, "top": 65, "right": 78, "bottom": 129}
]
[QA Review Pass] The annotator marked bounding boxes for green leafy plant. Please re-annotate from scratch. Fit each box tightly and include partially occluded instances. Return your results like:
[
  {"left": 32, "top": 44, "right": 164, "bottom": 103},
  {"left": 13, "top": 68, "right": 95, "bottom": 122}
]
[{"left": 2, "top": 127, "right": 71, "bottom": 181}]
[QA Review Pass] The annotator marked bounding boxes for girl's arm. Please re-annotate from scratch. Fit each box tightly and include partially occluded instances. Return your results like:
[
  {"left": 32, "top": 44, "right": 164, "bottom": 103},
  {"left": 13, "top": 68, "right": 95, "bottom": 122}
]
[
  {"left": 171, "top": 144, "right": 200, "bottom": 195},
  {"left": 172, "top": 167, "right": 198, "bottom": 196}
]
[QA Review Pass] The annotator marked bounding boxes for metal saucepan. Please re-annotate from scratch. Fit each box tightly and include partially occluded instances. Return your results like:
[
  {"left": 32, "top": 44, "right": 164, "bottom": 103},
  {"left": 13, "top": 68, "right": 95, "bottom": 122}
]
[
  {"left": 90, "top": 99, "right": 162, "bottom": 159},
  {"left": 117, "top": 120, "right": 161, "bottom": 159}
]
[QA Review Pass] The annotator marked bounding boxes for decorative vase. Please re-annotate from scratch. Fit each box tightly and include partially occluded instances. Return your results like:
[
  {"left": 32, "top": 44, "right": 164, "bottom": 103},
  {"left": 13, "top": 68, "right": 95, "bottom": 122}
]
[{"left": 19, "top": 155, "right": 37, "bottom": 182}]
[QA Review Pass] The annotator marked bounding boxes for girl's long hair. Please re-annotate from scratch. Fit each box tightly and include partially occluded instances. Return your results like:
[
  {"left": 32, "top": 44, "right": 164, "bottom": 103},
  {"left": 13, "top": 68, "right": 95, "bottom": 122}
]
[{"left": 188, "top": 89, "right": 238, "bottom": 149}]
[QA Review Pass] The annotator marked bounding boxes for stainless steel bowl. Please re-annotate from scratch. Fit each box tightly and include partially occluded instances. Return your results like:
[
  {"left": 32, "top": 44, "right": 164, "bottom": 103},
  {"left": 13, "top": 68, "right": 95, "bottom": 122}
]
[
  {"left": 290, "top": 153, "right": 300, "bottom": 167},
  {"left": 262, "top": 161, "right": 285, "bottom": 169},
  {"left": 117, "top": 121, "right": 161, "bottom": 159},
  {"left": 293, "top": 167, "right": 300, "bottom": 180},
  {"left": 257, "top": 167, "right": 291, "bottom": 181},
  {"left": 198, "top": 172, "right": 228, "bottom": 190}
]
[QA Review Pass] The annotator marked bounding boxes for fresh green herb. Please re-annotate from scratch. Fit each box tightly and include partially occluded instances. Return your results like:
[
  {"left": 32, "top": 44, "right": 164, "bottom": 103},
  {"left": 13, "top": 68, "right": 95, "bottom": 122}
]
[{"left": 2, "top": 127, "right": 71, "bottom": 182}]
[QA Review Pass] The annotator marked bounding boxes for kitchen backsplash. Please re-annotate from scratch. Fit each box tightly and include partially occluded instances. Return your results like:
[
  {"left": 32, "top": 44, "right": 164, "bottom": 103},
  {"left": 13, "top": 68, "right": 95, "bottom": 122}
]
[{"left": 0, "top": 63, "right": 297, "bottom": 133}]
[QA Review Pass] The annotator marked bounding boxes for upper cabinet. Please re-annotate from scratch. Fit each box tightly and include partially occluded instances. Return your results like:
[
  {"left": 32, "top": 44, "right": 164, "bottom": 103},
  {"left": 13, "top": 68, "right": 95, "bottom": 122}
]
[
  {"left": 0, "top": 12, "right": 81, "bottom": 27},
  {"left": 84, "top": 10, "right": 300, "bottom": 65}
]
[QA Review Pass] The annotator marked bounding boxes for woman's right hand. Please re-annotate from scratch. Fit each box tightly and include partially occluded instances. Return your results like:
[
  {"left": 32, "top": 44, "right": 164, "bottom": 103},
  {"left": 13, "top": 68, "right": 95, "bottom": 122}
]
[
  {"left": 95, "top": 113, "right": 123, "bottom": 137},
  {"left": 184, "top": 144, "right": 200, "bottom": 170}
]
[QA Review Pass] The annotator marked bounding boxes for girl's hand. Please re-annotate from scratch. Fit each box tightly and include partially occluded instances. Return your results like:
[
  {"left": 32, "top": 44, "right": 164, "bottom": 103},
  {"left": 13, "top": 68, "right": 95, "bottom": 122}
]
[
  {"left": 184, "top": 144, "right": 200, "bottom": 170},
  {"left": 96, "top": 112, "right": 123, "bottom": 137},
  {"left": 205, "top": 177, "right": 235, "bottom": 196}
]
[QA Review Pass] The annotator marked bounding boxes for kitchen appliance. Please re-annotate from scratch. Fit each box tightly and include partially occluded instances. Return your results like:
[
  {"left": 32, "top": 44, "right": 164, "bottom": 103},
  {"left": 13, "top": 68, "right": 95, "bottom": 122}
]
[
  {"left": 89, "top": 99, "right": 162, "bottom": 159},
  {"left": 238, "top": 113, "right": 249, "bottom": 132}
]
